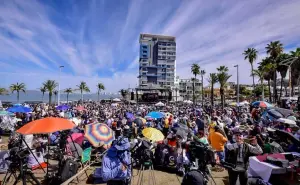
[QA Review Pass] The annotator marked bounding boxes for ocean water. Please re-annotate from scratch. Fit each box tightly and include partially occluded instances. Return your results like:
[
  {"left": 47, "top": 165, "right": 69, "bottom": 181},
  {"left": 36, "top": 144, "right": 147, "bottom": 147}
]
[{"left": 0, "top": 91, "right": 120, "bottom": 103}]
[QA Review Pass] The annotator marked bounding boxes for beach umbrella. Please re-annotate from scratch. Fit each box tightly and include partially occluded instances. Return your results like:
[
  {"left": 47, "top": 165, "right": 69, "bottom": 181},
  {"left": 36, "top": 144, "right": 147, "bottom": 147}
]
[
  {"left": 277, "top": 118, "right": 297, "bottom": 125},
  {"left": 125, "top": 112, "right": 135, "bottom": 121},
  {"left": 85, "top": 123, "right": 114, "bottom": 148},
  {"left": 142, "top": 127, "right": 164, "bottom": 142},
  {"left": 287, "top": 116, "right": 297, "bottom": 121},
  {"left": 56, "top": 104, "right": 70, "bottom": 111},
  {"left": 146, "top": 111, "right": 164, "bottom": 119},
  {"left": 251, "top": 101, "right": 273, "bottom": 108},
  {"left": 7, "top": 105, "right": 32, "bottom": 113},
  {"left": 275, "top": 129, "right": 300, "bottom": 145},
  {"left": 67, "top": 133, "right": 84, "bottom": 146},
  {"left": 133, "top": 118, "right": 143, "bottom": 127},
  {"left": 75, "top": 106, "right": 86, "bottom": 111},
  {"left": 16, "top": 117, "right": 75, "bottom": 135}
]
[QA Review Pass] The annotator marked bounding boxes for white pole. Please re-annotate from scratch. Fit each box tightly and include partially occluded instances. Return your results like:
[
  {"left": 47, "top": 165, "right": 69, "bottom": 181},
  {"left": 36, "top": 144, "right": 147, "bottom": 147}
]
[{"left": 58, "top": 66, "right": 64, "bottom": 105}]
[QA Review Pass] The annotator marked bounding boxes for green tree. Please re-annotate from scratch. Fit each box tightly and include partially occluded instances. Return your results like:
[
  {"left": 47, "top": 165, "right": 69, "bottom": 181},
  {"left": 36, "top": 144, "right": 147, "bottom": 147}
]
[
  {"left": 266, "top": 41, "right": 284, "bottom": 102},
  {"left": 253, "top": 69, "right": 265, "bottom": 101},
  {"left": 200, "top": 69, "right": 206, "bottom": 107},
  {"left": 0, "top": 88, "right": 8, "bottom": 95},
  {"left": 43, "top": 80, "right": 58, "bottom": 104},
  {"left": 64, "top": 88, "right": 73, "bottom": 103},
  {"left": 97, "top": 83, "right": 105, "bottom": 102},
  {"left": 217, "top": 66, "right": 231, "bottom": 110},
  {"left": 54, "top": 90, "right": 58, "bottom": 104},
  {"left": 259, "top": 57, "right": 273, "bottom": 102},
  {"left": 77, "top": 81, "right": 90, "bottom": 102},
  {"left": 10, "top": 82, "right": 26, "bottom": 103},
  {"left": 277, "top": 53, "right": 290, "bottom": 99},
  {"left": 39, "top": 86, "right": 46, "bottom": 102},
  {"left": 243, "top": 48, "right": 258, "bottom": 89},
  {"left": 253, "top": 85, "right": 269, "bottom": 98},
  {"left": 191, "top": 63, "right": 200, "bottom": 106},
  {"left": 208, "top": 73, "right": 218, "bottom": 107},
  {"left": 290, "top": 48, "right": 300, "bottom": 96}
]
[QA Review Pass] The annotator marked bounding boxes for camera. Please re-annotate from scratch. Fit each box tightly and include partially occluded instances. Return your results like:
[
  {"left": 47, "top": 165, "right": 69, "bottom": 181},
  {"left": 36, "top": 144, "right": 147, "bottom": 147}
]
[{"left": 188, "top": 141, "right": 216, "bottom": 170}]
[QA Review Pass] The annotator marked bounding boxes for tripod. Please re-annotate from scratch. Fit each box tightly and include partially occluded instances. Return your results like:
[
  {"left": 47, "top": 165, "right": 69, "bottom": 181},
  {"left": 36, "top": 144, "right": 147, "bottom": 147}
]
[
  {"left": 136, "top": 161, "right": 156, "bottom": 185},
  {"left": 2, "top": 159, "right": 41, "bottom": 185}
]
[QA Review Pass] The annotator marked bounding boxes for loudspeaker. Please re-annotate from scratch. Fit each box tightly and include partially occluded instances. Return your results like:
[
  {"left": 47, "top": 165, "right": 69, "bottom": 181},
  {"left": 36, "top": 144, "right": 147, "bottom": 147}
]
[
  {"left": 131, "top": 92, "right": 134, "bottom": 100},
  {"left": 168, "top": 91, "right": 172, "bottom": 101}
]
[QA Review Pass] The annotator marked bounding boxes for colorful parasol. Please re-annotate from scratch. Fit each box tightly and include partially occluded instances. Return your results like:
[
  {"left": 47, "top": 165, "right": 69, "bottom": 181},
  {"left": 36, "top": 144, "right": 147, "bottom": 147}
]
[
  {"left": 252, "top": 101, "right": 273, "bottom": 108},
  {"left": 142, "top": 127, "right": 164, "bottom": 142},
  {"left": 0, "top": 110, "right": 14, "bottom": 116},
  {"left": 16, "top": 117, "right": 75, "bottom": 135},
  {"left": 85, "top": 123, "right": 114, "bottom": 148}
]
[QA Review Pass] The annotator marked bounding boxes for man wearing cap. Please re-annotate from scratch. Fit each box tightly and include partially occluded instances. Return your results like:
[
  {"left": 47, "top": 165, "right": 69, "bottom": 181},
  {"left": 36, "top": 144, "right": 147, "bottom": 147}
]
[{"left": 225, "top": 130, "right": 263, "bottom": 185}]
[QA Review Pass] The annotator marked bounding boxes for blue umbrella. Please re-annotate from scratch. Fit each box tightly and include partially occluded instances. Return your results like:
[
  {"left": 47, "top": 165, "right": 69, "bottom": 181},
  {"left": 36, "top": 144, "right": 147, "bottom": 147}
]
[
  {"left": 125, "top": 112, "right": 135, "bottom": 120},
  {"left": 56, "top": 105, "right": 70, "bottom": 111},
  {"left": 146, "top": 111, "right": 165, "bottom": 119},
  {"left": 7, "top": 105, "right": 32, "bottom": 113},
  {"left": 252, "top": 101, "right": 273, "bottom": 108}
]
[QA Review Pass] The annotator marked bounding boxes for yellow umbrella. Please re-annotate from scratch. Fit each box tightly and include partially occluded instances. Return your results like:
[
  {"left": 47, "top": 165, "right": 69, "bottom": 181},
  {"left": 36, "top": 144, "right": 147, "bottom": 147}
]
[{"left": 142, "top": 128, "right": 164, "bottom": 142}]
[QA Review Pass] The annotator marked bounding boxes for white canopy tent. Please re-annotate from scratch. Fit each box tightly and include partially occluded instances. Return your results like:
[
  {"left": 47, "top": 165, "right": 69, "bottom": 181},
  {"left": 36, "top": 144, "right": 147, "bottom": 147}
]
[
  {"left": 112, "top": 98, "right": 121, "bottom": 102},
  {"left": 155, "top": 101, "right": 165, "bottom": 106}
]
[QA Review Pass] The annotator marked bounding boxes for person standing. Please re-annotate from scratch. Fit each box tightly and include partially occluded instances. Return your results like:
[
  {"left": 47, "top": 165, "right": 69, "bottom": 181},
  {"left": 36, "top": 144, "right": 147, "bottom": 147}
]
[
  {"left": 208, "top": 126, "right": 227, "bottom": 164},
  {"left": 225, "top": 130, "right": 263, "bottom": 185}
]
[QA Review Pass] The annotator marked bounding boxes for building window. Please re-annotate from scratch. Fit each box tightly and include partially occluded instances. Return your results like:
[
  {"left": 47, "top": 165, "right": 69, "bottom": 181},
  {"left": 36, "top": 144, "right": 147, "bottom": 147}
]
[
  {"left": 143, "top": 55, "right": 147, "bottom": 58},
  {"left": 143, "top": 51, "right": 147, "bottom": 54}
]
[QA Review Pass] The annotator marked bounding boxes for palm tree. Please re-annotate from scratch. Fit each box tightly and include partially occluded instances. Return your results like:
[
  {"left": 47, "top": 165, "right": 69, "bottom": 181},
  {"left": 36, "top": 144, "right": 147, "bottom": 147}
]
[
  {"left": 266, "top": 41, "right": 284, "bottom": 102},
  {"left": 54, "top": 90, "right": 58, "bottom": 104},
  {"left": 120, "top": 89, "right": 128, "bottom": 100},
  {"left": 217, "top": 66, "right": 231, "bottom": 110},
  {"left": 10, "top": 83, "right": 26, "bottom": 103},
  {"left": 77, "top": 81, "right": 90, "bottom": 102},
  {"left": 208, "top": 73, "right": 218, "bottom": 107},
  {"left": 64, "top": 88, "right": 73, "bottom": 103},
  {"left": 243, "top": 48, "right": 258, "bottom": 89},
  {"left": 253, "top": 69, "right": 265, "bottom": 101},
  {"left": 191, "top": 64, "right": 200, "bottom": 106},
  {"left": 39, "top": 86, "right": 46, "bottom": 102},
  {"left": 97, "top": 83, "right": 105, "bottom": 101},
  {"left": 259, "top": 57, "right": 273, "bottom": 102},
  {"left": 200, "top": 69, "right": 206, "bottom": 107},
  {"left": 277, "top": 53, "right": 290, "bottom": 99},
  {"left": 43, "top": 80, "right": 58, "bottom": 104},
  {"left": 290, "top": 48, "right": 300, "bottom": 96}
]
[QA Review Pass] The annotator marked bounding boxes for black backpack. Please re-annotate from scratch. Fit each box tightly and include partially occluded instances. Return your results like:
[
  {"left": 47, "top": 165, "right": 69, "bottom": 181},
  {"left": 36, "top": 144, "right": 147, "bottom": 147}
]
[{"left": 61, "top": 159, "right": 79, "bottom": 182}]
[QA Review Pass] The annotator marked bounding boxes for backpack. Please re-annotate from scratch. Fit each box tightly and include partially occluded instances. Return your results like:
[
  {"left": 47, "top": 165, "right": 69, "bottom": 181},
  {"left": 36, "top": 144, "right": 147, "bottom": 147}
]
[{"left": 61, "top": 159, "right": 79, "bottom": 182}]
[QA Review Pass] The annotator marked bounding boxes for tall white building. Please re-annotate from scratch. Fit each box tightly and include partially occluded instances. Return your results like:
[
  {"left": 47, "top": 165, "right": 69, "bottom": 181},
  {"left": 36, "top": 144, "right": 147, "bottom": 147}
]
[{"left": 138, "top": 33, "right": 176, "bottom": 88}]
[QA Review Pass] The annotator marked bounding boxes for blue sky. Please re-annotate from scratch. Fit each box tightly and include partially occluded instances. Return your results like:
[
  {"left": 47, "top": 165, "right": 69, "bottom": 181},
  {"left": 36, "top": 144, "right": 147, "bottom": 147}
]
[{"left": 1, "top": 0, "right": 300, "bottom": 92}]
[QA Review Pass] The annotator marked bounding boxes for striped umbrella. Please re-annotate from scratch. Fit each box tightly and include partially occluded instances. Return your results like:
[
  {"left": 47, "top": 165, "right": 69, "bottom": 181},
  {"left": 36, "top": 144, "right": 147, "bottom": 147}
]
[{"left": 85, "top": 123, "right": 114, "bottom": 148}]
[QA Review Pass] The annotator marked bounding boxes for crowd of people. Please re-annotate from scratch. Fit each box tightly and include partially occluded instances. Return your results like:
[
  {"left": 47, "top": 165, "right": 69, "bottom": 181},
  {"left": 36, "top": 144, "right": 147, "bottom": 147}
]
[{"left": 0, "top": 100, "right": 299, "bottom": 185}]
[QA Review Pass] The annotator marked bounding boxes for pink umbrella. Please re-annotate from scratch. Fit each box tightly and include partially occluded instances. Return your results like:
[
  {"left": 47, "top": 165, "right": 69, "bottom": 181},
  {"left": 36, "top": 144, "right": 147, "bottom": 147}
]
[
  {"left": 75, "top": 106, "right": 86, "bottom": 111},
  {"left": 67, "top": 133, "right": 84, "bottom": 146}
]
